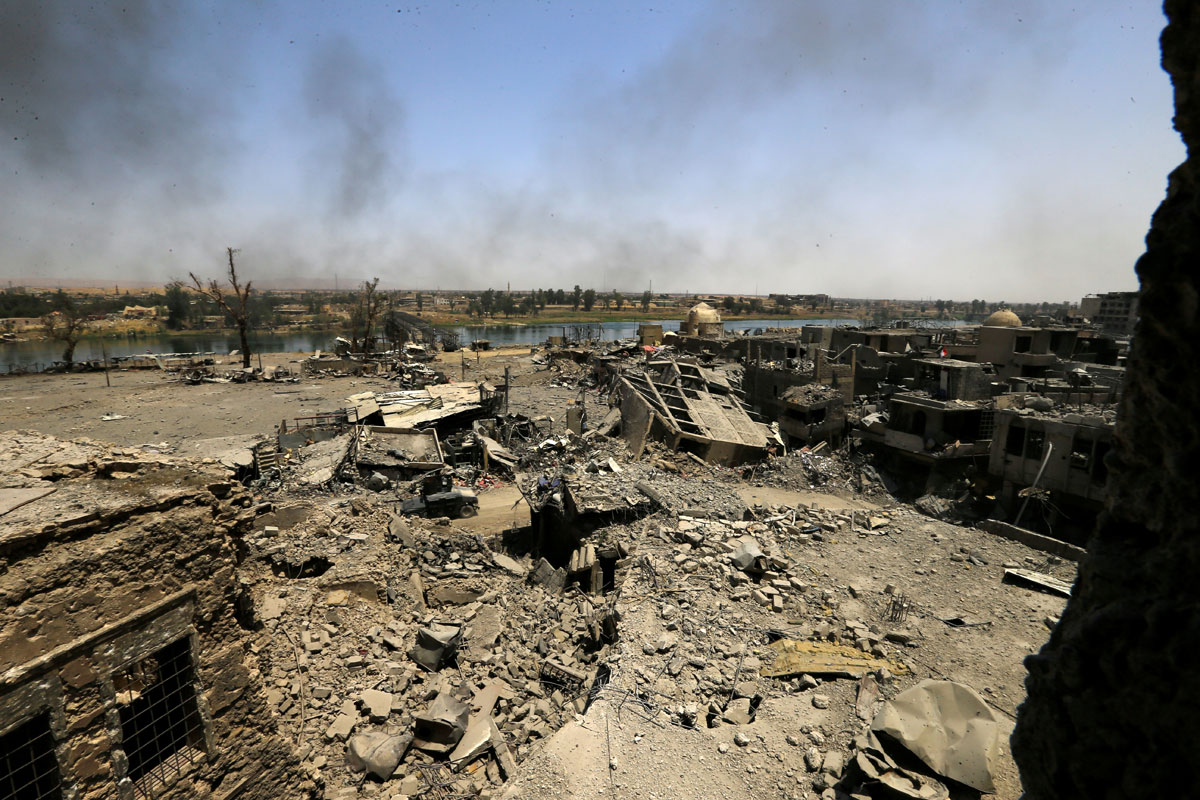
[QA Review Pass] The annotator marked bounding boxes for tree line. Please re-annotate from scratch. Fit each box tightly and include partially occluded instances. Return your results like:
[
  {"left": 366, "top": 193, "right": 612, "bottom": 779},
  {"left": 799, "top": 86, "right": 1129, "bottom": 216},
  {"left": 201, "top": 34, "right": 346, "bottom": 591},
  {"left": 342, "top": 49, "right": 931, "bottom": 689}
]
[{"left": 462, "top": 287, "right": 661, "bottom": 317}]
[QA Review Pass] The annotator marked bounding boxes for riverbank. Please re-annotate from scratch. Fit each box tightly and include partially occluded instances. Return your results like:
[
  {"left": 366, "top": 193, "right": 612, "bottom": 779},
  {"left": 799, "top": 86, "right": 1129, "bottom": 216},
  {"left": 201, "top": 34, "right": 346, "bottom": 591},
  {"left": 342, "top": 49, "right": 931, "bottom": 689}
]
[{"left": 425, "top": 309, "right": 855, "bottom": 328}]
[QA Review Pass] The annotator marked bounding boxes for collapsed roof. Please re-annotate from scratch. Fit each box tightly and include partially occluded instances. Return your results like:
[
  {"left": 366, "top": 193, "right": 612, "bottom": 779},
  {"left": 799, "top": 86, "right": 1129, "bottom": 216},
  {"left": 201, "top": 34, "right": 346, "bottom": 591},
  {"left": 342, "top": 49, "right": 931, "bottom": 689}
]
[{"left": 615, "top": 359, "right": 772, "bottom": 466}]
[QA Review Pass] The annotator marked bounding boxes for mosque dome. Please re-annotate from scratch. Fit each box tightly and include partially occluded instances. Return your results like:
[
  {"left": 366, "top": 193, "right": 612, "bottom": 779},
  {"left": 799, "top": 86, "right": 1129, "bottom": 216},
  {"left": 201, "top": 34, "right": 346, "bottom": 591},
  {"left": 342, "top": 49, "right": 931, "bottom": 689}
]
[{"left": 983, "top": 309, "right": 1022, "bottom": 327}]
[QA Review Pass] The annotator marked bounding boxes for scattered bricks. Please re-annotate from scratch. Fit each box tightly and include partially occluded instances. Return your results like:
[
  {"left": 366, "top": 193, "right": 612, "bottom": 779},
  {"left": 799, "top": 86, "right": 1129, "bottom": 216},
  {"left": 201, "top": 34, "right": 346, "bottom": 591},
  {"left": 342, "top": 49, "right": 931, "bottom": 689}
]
[
  {"left": 771, "top": 595, "right": 784, "bottom": 613},
  {"left": 345, "top": 655, "right": 366, "bottom": 669},
  {"left": 311, "top": 686, "right": 332, "bottom": 699},
  {"left": 751, "top": 589, "right": 771, "bottom": 606}
]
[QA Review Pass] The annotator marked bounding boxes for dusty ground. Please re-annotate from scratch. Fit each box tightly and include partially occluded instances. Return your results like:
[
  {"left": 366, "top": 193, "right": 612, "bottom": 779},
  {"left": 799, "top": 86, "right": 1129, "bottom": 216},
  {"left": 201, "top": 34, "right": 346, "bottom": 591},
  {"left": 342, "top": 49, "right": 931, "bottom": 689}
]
[
  {"left": 0, "top": 350, "right": 525, "bottom": 449},
  {"left": 0, "top": 348, "right": 1071, "bottom": 800}
]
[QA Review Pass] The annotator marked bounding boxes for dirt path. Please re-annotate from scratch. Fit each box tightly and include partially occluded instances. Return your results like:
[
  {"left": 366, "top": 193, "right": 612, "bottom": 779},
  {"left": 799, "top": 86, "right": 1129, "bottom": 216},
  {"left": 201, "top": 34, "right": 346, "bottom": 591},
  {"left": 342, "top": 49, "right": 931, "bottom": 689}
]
[{"left": 450, "top": 484, "right": 530, "bottom": 535}]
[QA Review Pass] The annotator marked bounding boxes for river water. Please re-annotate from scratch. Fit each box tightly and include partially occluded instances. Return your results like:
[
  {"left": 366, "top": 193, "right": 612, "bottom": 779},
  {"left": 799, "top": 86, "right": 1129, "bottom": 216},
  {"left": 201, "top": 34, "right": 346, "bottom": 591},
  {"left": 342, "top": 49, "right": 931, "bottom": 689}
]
[{"left": 1, "top": 317, "right": 887, "bottom": 369}]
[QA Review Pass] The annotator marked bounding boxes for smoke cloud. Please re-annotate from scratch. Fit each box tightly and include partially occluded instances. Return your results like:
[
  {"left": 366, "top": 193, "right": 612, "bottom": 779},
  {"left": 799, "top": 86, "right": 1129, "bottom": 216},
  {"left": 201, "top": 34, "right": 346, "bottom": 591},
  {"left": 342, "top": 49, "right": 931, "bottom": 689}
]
[{"left": 0, "top": 1, "right": 1181, "bottom": 300}]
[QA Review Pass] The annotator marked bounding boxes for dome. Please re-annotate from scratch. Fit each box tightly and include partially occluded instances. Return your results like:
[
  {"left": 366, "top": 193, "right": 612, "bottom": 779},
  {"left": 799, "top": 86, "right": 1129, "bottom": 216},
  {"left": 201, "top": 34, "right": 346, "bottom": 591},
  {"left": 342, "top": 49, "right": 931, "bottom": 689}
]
[
  {"left": 687, "top": 302, "right": 722, "bottom": 324},
  {"left": 983, "top": 309, "right": 1022, "bottom": 327}
]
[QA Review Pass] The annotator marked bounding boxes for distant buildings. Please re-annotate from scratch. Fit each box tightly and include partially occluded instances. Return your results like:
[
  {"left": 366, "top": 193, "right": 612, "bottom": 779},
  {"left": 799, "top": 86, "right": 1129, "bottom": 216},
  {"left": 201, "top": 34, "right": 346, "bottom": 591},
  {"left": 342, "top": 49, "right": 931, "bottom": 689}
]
[{"left": 1080, "top": 292, "right": 1138, "bottom": 336}]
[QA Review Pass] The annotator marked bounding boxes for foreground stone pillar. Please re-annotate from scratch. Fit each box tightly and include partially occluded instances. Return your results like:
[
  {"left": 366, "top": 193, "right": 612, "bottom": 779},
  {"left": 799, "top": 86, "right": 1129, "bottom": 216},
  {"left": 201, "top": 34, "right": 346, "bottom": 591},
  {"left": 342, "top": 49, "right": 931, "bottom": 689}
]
[{"left": 1011, "top": 2, "right": 1200, "bottom": 797}]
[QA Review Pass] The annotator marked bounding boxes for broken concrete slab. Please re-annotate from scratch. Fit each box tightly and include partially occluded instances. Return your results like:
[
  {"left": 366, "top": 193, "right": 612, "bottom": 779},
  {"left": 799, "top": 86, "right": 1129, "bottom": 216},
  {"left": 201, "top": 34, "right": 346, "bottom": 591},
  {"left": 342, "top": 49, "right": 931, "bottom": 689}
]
[
  {"left": 528, "top": 557, "right": 566, "bottom": 593},
  {"left": 492, "top": 552, "right": 528, "bottom": 577},
  {"left": 325, "top": 713, "right": 356, "bottom": 742},
  {"left": 346, "top": 731, "right": 411, "bottom": 780},
  {"left": 410, "top": 622, "right": 463, "bottom": 672},
  {"left": 360, "top": 688, "right": 394, "bottom": 722},
  {"left": 1002, "top": 567, "right": 1073, "bottom": 597},
  {"left": 871, "top": 679, "right": 1010, "bottom": 793},
  {"left": 413, "top": 692, "right": 470, "bottom": 755}
]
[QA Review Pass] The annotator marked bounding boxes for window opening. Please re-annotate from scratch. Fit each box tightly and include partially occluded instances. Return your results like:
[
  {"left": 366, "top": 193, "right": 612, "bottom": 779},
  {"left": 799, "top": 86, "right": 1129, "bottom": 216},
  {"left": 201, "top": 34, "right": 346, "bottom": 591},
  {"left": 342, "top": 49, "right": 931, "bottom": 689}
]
[
  {"left": 115, "top": 637, "right": 205, "bottom": 797},
  {"left": 0, "top": 712, "right": 61, "bottom": 800}
]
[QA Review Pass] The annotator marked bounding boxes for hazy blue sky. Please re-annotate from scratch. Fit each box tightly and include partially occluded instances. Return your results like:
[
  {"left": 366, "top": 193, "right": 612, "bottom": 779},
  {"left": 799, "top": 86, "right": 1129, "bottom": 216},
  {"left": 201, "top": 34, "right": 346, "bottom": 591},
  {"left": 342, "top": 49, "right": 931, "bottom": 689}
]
[{"left": 0, "top": 1, "right": 1183, "bottom": 301}]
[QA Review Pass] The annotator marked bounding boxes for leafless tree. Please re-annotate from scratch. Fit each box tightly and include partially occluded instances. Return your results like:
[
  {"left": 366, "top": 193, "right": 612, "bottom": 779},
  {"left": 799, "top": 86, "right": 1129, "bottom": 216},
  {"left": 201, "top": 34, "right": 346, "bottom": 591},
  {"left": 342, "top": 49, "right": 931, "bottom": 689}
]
[
  {"left": 349, "top": 278, "right": 383, "bottom": 353},
  {"left": 41, "top": 290, "right": 89, "bottom": 368},
  {"left": 190, "top": 248, "right": 253, "bottom": 368}
]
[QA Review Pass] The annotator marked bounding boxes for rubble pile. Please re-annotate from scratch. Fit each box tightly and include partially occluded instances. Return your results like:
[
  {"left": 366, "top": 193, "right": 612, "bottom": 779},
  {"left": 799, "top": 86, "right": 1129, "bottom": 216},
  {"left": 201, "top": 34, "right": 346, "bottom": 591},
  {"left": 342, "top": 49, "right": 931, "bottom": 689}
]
[{"left": 242, "top": 502, "right": 624, "bottom": 798}]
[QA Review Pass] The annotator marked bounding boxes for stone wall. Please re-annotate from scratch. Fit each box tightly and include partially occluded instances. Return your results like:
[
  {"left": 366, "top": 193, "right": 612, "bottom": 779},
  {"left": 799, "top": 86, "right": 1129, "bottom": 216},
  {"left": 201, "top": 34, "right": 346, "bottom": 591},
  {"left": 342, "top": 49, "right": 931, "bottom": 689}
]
[
  {"left": 0, "top": 452, "right": 311, "bottom": 800},
  {"left": 1011, "top": 2, "right": 1200, "bottom": 796}
]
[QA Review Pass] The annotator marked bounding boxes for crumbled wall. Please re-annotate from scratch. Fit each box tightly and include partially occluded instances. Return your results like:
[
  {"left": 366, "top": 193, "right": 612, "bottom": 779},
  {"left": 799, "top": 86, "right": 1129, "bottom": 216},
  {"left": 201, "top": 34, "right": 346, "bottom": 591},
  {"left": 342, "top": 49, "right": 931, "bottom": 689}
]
[
  {"left": 1011, "top": 2, "right": 1200, "bottom": 795},
  {"left": 0, "top": 465, "right": 311, "bottom": 800}
]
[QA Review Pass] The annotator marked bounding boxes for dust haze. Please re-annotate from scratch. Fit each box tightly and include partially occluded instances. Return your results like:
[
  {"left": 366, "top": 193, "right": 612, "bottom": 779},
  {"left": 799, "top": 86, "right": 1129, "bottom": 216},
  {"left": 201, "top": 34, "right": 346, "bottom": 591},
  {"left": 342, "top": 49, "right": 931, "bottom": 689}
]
[{"left": 0, "top": 1, "right": 1180, "bottom": 300}]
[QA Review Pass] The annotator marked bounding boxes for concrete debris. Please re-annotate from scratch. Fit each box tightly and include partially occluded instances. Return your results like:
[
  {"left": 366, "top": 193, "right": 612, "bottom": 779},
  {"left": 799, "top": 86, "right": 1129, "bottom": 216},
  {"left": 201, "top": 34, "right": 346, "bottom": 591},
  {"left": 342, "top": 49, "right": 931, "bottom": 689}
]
[
  {"left": 413, "top": 692, "right": 471, "bottom": 754},
  {"left": 1003, "top": 567, "right": 1074, "bottom": 597},
  {"left": 410, "top": 622, "right": 463, "bottom": 671},
  {"left": 871, "top": 679, "right": 1011, "bottom": 793},
  {"left": 346, "top": 732, "right": 411, "bottom": 780}
]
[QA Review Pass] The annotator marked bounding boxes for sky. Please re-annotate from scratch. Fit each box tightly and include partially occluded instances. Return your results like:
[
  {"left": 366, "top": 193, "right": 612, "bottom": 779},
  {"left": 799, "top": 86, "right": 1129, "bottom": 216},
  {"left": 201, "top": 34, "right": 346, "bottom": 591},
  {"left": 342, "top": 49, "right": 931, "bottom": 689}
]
[{"left": 0, "top": 1, "right": 1184, "bottom": 302}]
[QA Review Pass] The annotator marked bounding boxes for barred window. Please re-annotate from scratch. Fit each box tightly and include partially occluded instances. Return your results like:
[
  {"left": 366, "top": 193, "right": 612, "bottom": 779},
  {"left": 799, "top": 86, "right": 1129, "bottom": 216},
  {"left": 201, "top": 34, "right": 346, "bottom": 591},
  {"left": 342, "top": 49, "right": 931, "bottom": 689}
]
[
  {"left": 0, "top": 711, "right": 61, "bottom": 800},
  {"left": 114, "top": 638, "right": 205, "bottom": 797}
]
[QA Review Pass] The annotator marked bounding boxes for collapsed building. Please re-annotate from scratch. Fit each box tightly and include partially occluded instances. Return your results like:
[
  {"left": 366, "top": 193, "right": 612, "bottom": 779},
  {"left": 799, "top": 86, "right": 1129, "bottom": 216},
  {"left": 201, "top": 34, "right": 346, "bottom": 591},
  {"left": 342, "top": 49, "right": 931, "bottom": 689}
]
[{"left": 988, "top": 402, "right": 1115, "bottom": 543}]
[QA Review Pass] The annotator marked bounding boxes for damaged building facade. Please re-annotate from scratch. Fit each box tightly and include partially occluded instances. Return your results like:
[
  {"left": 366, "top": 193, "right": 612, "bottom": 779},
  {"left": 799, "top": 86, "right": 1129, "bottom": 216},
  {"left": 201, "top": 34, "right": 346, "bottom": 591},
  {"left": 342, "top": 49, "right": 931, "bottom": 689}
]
[{"left": 0, "top": 434, "right": 309, "bottom": 800}]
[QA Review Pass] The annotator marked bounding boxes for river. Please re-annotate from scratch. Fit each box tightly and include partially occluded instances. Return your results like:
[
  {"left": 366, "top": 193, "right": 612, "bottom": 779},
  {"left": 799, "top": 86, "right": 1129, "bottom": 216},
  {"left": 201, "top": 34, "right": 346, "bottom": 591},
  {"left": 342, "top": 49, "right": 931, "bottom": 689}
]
[{"left": 2, "top": 317, "right": 956, "bottom": 370}]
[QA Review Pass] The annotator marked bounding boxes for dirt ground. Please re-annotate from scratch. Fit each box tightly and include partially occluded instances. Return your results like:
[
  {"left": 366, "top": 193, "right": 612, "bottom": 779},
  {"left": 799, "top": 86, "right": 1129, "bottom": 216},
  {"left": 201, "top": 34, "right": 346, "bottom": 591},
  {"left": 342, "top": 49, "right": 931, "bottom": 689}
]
[{"left": 0, "top": 351, "right": 523, "bottom": 450}]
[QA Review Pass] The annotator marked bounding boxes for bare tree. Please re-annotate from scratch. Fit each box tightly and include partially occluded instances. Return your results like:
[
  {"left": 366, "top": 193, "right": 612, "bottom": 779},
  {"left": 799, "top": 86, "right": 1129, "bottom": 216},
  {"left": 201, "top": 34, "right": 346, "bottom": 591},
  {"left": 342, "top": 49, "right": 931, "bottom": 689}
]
[
  {"left": 41, "top": 290, "right": 89, "bottom": 369},
  {"left": 190, "top": 248, "right": 253, "bottom": 368},
  {"left": 350, "top": 278, "right": 383, "bottom": 353}
]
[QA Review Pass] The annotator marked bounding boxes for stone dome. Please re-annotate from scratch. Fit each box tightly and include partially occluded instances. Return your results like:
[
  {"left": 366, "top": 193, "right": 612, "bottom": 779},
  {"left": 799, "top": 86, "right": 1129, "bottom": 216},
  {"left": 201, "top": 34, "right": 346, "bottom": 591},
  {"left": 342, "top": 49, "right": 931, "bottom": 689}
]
[
  {"left": 687, "top": 302, "right": 722, "bottom": 324},
  {"left": 983, "top": 309, "right": 1022, "bottom": 327}
]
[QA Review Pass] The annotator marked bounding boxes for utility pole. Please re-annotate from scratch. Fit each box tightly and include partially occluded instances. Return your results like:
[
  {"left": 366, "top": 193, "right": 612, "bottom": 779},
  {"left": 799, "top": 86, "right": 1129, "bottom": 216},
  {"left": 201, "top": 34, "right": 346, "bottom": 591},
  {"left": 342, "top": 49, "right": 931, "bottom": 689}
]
[{"left": 504, "top": 366, "right": 511, "bottom": 415}]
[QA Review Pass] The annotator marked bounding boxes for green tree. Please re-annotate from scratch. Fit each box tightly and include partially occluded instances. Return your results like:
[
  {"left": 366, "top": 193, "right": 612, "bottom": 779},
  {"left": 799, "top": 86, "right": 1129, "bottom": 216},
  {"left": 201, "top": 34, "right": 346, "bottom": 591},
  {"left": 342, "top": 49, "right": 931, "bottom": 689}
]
[
  {"left": 480, "top": 289, "right": 496, "bottom": 316},
  {"left": 582, "top": 288, "right": 596, "bottom": 311},
  {"left": 416, "top": 292, "right": 424, "bottom": 312},
  {"left": 500, "top": 293, "right": 517, "bottom": 317},
  {"left": 572, "top": 285, "right": 583, "bottom": 311},
  {"left": 164, "top": 282, "right": 189, "bottom": 330},
  {"left": 641, "top": 290, "right": 652, "bottom": 311},
  {"left": 555, "top": 288, "right": 566, "bottom": 305},
  {"left": 613, "top": 291, "right": 623, "bottom": 311}
]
